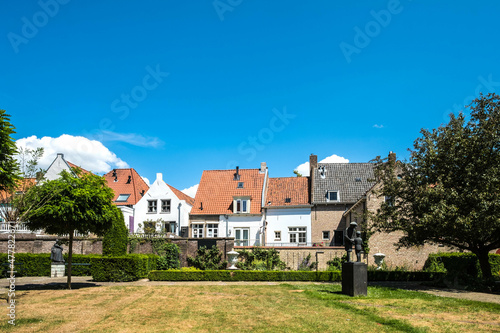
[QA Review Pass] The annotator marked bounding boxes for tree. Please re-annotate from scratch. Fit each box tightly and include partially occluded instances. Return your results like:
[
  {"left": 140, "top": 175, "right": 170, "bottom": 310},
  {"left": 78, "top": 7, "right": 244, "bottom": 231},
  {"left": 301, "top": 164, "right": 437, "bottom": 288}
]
[
  {"left": 372, "top": 93, "right": 500, "bottom": 281},
  {"left": 22, "top": 170, "right": 118, "bottom": 289},
  {"left": 0, "top": 110, "right": 20, "bottom": 192},
  {"left": 102, "top": 209, "right": 128, "bottom": 256}
]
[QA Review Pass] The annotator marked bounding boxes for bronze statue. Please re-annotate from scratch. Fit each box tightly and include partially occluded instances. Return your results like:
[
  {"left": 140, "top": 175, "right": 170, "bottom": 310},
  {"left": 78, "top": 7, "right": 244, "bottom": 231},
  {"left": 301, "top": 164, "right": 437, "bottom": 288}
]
[
  {"left": 353, "top": 231, "right": 363, "bottom": 262},
  {"left": 344, "top": 222, "right": 357, "bottom": 262},
  {"left": 50, "top": 240, "right": 64, "bottom": 264}
]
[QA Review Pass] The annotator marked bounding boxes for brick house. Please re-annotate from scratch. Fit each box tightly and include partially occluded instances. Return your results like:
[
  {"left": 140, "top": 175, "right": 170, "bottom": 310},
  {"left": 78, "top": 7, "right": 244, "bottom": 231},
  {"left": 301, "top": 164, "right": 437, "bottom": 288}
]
[
  {"left": 263, "top": 177, "right": 312, "bottom": 246},
  {"left": 189, "top": 163, "right": 268, "bottom": 246}
]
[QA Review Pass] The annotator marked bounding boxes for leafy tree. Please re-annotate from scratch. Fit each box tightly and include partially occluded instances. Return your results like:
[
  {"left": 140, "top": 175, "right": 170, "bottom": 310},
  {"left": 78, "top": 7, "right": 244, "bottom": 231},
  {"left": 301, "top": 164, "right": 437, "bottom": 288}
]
[
  {"left": 293, "top": 170, "right": 302, "bottom": 177},
  {"left": 372, "top": 93, "right": 500, "bottom": 281},
  {"left": 0, "top": 110, "right": 20, "bottom": 192},
  {"left": 22, "top": 170, "right": 118, "bottom": 289},
  {"left": 102, "top": 209, "right": 128, "bottom": 256}
]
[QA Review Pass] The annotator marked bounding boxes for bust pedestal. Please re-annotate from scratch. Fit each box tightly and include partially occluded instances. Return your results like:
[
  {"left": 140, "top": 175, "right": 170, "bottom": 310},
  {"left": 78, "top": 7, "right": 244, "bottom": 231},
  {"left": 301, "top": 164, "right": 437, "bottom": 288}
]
[
  {"left": 51, "top": 264, "right": 65, "bottom": 278},
  {"left": 342, "top": 262, "right": 367, "bottom": 296}
]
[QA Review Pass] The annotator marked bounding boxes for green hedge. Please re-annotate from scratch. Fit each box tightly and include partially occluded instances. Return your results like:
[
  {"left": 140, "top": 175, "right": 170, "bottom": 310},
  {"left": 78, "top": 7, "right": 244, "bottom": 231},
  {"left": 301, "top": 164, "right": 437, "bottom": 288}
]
[
  {"left": 148, "top": 270, "right": 343, "bottom": 282},
  {"left": 0, "top": 253, "right": 100, "bottom": 277},
  {"left": 424, "top": 252, "right": 500, "bottom": 279},
  {"left": 90, "top": 254, "right": 159, "bottom": 282},
  {"left": 367, "top": 270, "right": 445, "bottom": 281}
]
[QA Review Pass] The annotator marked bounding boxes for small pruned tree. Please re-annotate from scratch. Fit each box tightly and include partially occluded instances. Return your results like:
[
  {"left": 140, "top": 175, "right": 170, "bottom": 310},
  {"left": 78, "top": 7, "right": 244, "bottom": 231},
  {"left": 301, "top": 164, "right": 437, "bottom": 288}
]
[
  {"left": 102, "top": 209, "right": 128, "bottom": 256},
  {"left": 371, "top": 93, "right": 500, "bottom": 282}
]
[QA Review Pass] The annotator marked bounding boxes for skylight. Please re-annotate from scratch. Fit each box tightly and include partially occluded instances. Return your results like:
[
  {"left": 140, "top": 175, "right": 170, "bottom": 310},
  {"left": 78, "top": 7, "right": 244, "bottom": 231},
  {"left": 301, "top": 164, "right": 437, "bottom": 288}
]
[{"left": 116, "top": 194, "right": 130, "bottom": 202}]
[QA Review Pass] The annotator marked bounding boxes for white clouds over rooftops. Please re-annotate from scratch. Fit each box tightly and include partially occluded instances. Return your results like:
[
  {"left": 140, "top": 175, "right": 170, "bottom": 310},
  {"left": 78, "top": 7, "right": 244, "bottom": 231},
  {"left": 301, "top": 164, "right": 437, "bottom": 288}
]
[
  {"left": 182, "top": 184, "right": 199, "bottom": 198},
  {"left": 294, "top": 154, "right": 349, "bottom": 177},
  {"left": 16, "top": 134, "right": 129, "bottom": 174}
]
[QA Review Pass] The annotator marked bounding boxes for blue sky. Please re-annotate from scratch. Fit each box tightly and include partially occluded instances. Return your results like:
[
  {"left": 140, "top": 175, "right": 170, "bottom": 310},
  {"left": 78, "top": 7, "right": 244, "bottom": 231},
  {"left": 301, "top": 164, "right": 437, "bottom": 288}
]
[{"left": 2, "top": 1, "right": 499, "bottom": 195}]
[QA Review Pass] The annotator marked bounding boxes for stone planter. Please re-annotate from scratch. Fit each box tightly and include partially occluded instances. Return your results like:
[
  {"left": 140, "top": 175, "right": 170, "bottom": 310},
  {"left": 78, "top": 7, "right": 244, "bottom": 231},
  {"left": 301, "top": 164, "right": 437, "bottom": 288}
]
[{"left": 227, "top": 250, "right": 239, "bottom": 270}]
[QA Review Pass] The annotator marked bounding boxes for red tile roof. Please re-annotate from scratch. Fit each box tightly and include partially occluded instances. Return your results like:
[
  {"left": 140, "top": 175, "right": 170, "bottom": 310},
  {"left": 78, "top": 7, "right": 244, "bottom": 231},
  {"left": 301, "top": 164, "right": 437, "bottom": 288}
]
[
  {"left": 67, "top": 162, "right": 91, "bottom": 175},
  {"left": 167, "top": 184, "right": 195, "bottom": 206},
  {"left": 103, "top": 168, "right": 149, "bottom": 206},
  {"left": 190, "top": 169, "right": 266, "bottom": 215},
  {"left": 266, "top": 177, "right": 310, "bottom": 207},
  {"left": 0, "top": 178, "right": 37, "bottom": 203}
]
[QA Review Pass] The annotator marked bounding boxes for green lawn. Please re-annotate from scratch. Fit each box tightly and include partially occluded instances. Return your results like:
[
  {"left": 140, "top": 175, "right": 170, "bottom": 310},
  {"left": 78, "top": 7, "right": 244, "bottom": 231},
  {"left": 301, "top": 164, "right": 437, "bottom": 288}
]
[{"left": 1, "top": 283, "right": 499, "bottom": 332}]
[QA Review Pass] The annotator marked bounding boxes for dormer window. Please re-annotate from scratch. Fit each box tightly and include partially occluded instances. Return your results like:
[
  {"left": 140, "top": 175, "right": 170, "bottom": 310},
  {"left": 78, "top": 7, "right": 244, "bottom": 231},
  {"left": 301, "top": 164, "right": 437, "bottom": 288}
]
[
  {"left": 326, "top": 191, "right": 339, "bottom": 202},
  {"left": 237, "top": 182, "right": 244, "bottom": 188},
  {"left": 234, "top": 197, "right": 250, "bottom": 213}
]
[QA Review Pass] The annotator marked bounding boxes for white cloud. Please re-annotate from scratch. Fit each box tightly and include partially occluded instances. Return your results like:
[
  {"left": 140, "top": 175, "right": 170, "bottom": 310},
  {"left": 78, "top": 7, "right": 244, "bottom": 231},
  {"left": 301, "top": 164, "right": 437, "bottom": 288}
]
[
  {"left": 142, "top": 177, "right": 151, "bottom": 186},
  {"left": 373, "top": 124, "right": 384, "bottom": 129},
  {"left": 100, "top": 131, "right": 164, "bottom": 148},
  {"left": 293, "top": 154, "right": 349, "bottom": 176},
  {"left": 16, "top": 134, "right": 129, "bottom": 174},
  {"left": 182, "top": 184, "right": 199, "bottom": 198}
]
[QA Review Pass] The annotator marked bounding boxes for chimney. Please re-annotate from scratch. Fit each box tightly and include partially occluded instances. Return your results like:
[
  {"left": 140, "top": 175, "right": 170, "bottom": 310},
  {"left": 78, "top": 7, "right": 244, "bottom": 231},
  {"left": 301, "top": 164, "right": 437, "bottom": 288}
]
[
  {"left": 234, "top": 166, "right": 240, "bottom": 181},
  {"left": 260, "top": 162, "right": 267, "bottom": 174},
  {"left": 309, "top": 154, "right": 317, "bottom": 204},
  {"left": 156, "top": 173, "right": 163, "bottom": 182},
  {"left": 126, "top": 175, "right": 132, "bottom": 184},
  {"left": 57, "top": 153, "right": 64, "bottom": 158},
  {"left": 388, "top": 151, "right": 396, "bottom": 165}
]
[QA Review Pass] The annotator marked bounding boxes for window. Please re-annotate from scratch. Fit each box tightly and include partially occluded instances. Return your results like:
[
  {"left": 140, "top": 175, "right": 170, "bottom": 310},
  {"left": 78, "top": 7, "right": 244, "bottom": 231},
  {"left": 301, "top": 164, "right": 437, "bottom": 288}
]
[
  {"left": 147, "top": 200, "right": 157, "bottom": 213},
  {"left": 192, "top": 224, "right": 204, "bottom": 238},
  {"left": 207, "top": 224, "right": 218, "bottom": 238},
  {"left": 355, "top": 177, "right": 362, "bottom": 182},
  {"left": 161, "top": 199, "right": 171, "bottom": 213},
  {"left": 237, "top": 182, "right": 244, "bottom": 188},
  {"left": 234, "top": 198, "right": 250, "bottom": 213},
  {"left": 116, "top": 194, "right": 130, "bottom": 202},
  {"left": 326, "top": 191, "right": 339, "bottom": 202},
  {"left": 285, "top": 198, "right": 291, "bottom": 203},
  {"left": 289, "top": 227, "right": 307, "bottom": 244},
  {"left": 234, "top": 228, "right": 249, "bottom": 246},
  {"left": 333, "top": 230, "right": 344, "bottom": 246},
  {"left": 274, "top": 231, "right": 281, "bottom": 241},
  {"left": 322, "top": 231, "right": 330, "bottom": 240},
  {"left": 161, "top": 221, "right": 176, "bottom": 233}
]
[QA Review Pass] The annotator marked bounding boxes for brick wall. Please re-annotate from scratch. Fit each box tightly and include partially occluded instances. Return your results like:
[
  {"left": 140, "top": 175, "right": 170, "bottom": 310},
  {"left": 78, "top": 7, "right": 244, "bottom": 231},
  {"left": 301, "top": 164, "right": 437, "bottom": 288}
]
[{"left": 311, "top": 204, "right": 350, "bottom": 244}]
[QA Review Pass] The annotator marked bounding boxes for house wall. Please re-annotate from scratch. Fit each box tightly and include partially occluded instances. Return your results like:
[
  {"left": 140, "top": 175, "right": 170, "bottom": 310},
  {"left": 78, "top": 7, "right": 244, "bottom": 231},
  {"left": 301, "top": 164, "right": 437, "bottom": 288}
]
[
  {"left": 310, "top": 204, "right": 350, "bottom": 244},
  {"left": 264, "top": 208, "right": 311, "bottom": 245},
  {"left": 134, "top": 176, "right": 192, "bottom": 234},
  {"left": 44, "top": 154, "right": 72, "bottom": 181}
]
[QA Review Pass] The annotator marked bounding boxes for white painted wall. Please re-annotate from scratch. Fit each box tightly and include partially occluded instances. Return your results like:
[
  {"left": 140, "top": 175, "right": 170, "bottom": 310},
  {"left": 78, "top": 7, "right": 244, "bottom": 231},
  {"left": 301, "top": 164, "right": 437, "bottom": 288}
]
[
  {"left": 133, "top": 173, "right": 192, "bottom": 235},
  {"left": 44, "top": 153, "right": 72, "bottom": 181},
  {"left": 218, "top": 215, "right": 265, "bottom": 246},
  {"left": 264, "top": 207, "right": 312, "bottom": 245}
]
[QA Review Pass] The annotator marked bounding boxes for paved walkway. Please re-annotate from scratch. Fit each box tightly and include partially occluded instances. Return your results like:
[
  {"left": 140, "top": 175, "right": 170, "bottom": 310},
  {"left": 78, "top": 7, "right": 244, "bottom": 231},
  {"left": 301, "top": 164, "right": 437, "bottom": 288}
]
[{"left": 1, "top": 276, "right": 499, "bottom": 305}]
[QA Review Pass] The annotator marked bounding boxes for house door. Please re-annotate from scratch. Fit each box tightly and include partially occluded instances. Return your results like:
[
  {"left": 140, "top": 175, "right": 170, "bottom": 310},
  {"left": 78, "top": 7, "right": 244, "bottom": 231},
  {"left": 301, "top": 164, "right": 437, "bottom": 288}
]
[
  {"left": 129, "top": 216, "right": 134, "bottom": 233},
  {"left": 234, "top": 228, "right": 249, "bottom": 246}
]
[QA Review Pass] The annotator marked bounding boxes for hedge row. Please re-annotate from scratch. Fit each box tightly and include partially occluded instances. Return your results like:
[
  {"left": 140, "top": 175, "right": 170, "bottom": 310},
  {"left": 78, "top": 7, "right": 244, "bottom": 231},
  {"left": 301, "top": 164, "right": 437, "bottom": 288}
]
[
  {"left": 424, "top": 252, "right": 500, "bottom": 279},
  {"left": 148, "top": 270, "right": 441, "bottom": 282},
  {"left": 0, "top": 253, "right": 100, "bottom": 277},
  {"left": 90, "top": 254, "right": 159, "bottom": 282}
]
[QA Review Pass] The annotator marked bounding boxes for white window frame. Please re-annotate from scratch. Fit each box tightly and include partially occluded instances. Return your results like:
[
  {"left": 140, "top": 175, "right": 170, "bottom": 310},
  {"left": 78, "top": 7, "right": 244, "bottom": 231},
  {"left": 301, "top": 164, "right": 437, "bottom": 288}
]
[
  {"left": 274, "top": 231, "right": 281, "bottom": 241},
  {"left": 326, "top": 191, "right": 340, "bottom": 202},
  {"left": 161, "top": 199, "right": 171, "bottom": 213},
  {"left": 207, "top": 223, "right": 219, "bottom": 238},
  {"left": 289, "top": 227, "right": 307, "bottom": 244},
  {"left": 147, "top": 200, "right": 157, "bottom": 213},
  {"left": 161, "top": 221, "right": 176, "bottom": 233},
  {"left": 322, "top": 231, "right": 330, "bottom": 240},
  {"left": 192, "top": 223, "right": 204, "bottom": 238},
  {"left": 234, "top": 228, "right": 249, "bottom": 246},
  {"left": 234, "top": 197, "right": 250, "bottom": 214}
]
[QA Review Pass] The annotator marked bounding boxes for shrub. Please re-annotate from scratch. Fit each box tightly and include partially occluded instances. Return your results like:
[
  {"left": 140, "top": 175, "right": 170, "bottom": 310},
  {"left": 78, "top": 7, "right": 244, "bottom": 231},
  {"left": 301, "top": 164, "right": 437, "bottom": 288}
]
[
  {"left": 151, "top": 240, "right": 180, "bottom": 270},
  {"left": 91, "top": 254, "right": 159, "bottom": 282},
  {"left": 367, "top": 270, "right": 445, "bottom": 281},
  {"left": 102, "top": 208, "right": 128, "bottom": 256},
  {"left": 297, "top": 254, "right": 317, "bottom": 271},
  {"left": 326, "top": 254, "right": 347, "bottom": 271},
  {"left": 187, "top": 245, "right": 227, "bottom": 270},
  {"left": 236, "top": 248, "right": 286, "bottom": 270}
]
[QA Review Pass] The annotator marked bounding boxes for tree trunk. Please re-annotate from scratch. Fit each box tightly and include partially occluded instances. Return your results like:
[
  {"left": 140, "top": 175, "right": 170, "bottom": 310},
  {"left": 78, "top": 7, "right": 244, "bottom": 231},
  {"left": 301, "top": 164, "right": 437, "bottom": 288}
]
[
  {"left": 67, "top": 231, "right": 73, "bottom": 290},
  {"left": 475, "top": 249, "right": 493, "bottom": 282}
]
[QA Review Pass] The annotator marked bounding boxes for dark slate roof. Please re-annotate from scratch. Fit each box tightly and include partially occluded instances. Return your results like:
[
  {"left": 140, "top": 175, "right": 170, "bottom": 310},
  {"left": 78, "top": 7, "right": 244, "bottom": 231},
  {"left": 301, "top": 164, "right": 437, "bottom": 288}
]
[{"left": 313, "top": 163, "right": 376, "bottom": 204}]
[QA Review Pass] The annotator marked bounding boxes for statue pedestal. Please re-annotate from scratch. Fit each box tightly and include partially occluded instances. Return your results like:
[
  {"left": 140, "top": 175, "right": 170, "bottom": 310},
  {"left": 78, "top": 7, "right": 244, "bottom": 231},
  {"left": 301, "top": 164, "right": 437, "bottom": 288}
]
[
  {"left": 342, "top": 262, "right": 367, "bottom": 296},
  {"left": 51, "top": 264, "right": 65, "bottom": 278}
]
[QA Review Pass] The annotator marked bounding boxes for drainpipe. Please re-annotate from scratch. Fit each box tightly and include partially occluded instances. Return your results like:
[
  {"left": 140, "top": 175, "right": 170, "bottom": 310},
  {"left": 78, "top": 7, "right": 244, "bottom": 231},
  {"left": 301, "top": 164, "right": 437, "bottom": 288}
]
[
  {"left": 177, "top": 202, "right": 182, "bottom": 236},
  {"left": 224, "top": 215, "right": 229, "bottom": 237}
]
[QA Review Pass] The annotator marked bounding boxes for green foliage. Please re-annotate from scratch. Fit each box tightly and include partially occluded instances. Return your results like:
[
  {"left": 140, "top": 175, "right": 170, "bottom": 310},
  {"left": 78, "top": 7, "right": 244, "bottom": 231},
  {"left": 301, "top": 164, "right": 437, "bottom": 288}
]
[
  {"left": 155, "top": 241, "right": 180, "bottom": 270},
  {"left": 235, "top": 247, "right": 286, "bottom": 270},
  {"left": 102, "top": 209, "right": 128, "bottom": 256},
  {"left": 0, "top": 110, "right": 20, "bottom": 192},
  {"left": 91, "top": 254, "right": 159, "bottom": 282},
  {"left": 297, "top": 254, "right": 317, "bottom": 271},
  {"left": 367, "top": 270, "right": 445, "bottom": 282},
  {"left": 424, "top": 252, "right": 500, "bottom": 285},
  {"left": 326, "top": 254, "right": 347, "bottom": 271},
  {"left": 148, "top": 270, "right": 342, "bottom": 282},
  {"left": 187, "top": 245, "right": 227, "bottom": 270},
  {"left": 371, "top": 93, "right": 500, "bottom": 281}
]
